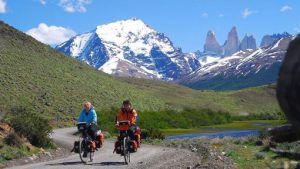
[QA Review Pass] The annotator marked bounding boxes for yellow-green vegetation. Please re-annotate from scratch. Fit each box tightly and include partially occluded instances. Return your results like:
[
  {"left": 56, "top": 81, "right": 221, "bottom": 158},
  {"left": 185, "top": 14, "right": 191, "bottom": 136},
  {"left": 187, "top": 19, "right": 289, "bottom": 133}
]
[
  {"left": 204, "top": 120, "right": 286, "bottom": 130},
  {"left": 0, "top": 142, "right": 40, "bottom": 165},
  {"left": 0, "top": 21, "right": 283, "bottom": 128},
  {"left": 162, "top": 120, "right": 286, "bottom": 136},
  {"left": 99, "top": 108, "right": 233, "bottom": 134}
]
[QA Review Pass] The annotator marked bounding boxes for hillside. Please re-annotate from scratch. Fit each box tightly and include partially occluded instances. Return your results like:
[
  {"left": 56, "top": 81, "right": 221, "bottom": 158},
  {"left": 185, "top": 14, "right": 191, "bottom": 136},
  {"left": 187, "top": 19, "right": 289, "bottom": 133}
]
[{"left": 0, "top": 21, "right": 282, "bottom": 123}]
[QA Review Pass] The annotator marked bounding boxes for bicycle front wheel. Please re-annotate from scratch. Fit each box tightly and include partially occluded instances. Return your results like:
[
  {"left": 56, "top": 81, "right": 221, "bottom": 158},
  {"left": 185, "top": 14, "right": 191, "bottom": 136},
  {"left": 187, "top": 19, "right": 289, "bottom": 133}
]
[
  {"left": 123, "top": 137, "right": 130, "bottom": 164},
  {"left": 79, "top": 138, "right": 89, "bottom": 164}
]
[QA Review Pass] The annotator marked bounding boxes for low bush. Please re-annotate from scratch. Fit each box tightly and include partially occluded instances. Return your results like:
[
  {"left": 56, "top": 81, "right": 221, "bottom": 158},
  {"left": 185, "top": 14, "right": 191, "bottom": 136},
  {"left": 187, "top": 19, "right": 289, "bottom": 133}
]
[
  {"left": 4, "top": 107, "right": 54, "bottom": 148},
  {"left": 141, "top": 128, "right": 165, "bottom": 140},
  {"left": 4, "top": 132, "right": 23, "bottom": 147}
]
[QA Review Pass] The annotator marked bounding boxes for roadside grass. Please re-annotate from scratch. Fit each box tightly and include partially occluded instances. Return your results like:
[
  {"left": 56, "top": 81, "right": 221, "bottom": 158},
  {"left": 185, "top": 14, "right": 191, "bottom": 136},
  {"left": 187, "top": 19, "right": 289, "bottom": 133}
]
[
  {"left": 222, "top": 141, "right": 298, "bottom": 169},
  {"left": 0, "top": 138, "right": 41, "bottom": 166}
]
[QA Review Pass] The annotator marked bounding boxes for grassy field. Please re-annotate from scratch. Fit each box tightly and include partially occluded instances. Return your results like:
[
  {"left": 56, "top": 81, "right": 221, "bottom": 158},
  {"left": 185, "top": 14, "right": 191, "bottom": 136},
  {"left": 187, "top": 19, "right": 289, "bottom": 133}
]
[
  {"left": 219, "top": 139, "right": 299, "bottom": 169},
  {"left": 0, "top": 21, "right": 283, "bottom": 127}
]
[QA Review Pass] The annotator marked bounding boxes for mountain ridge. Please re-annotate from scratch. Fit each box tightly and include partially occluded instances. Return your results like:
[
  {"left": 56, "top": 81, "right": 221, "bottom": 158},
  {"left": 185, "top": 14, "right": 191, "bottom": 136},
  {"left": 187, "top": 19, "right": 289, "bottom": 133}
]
[
  {"left": 182, "top": 36, "right": 294, "bottom": 90},
  {"left": 55, "top": 18, "right": 295, "bottom": 90}
]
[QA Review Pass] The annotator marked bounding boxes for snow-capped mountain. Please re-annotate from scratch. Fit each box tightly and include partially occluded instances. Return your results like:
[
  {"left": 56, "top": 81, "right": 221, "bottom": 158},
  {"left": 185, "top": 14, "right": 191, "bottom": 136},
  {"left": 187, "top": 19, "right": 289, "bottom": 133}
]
[
  {"left": 57, "top": 19, "right": 295, "bottom": 90},
  {"left": 180, "top": 35, "right": 294, "bottom": 90},
  {"left": 56, "top": 18, "right": 200, "bottom": 80}
]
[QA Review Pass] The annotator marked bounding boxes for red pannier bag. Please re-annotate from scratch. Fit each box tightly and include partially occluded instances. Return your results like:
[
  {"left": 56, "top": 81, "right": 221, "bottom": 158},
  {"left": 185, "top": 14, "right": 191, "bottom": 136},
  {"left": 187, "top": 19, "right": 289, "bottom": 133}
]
[{"left": 96, "top": 130, "right": 104, "bottom": 148}]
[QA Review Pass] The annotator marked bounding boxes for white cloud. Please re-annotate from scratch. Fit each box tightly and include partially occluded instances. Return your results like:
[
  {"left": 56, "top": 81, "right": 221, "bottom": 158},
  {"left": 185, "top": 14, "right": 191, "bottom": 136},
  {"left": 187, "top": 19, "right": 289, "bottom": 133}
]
[
  {"left": 40, "top": 0, "right": 46, "bottom": 5},
  {"left": 218, "top": 13, "right": 224, "bottom": 17},
  {"left": 59, "top": 0, "right": 91, "bottom": 13},
  {"left": 26, "top": 23, "right": 76, "bottom": 46},
  {"left": 280, "top": 5, "right": 292, "bottom": 12},
  {"left": 0, "top": 0, "right": 7, "bottom": 13},
  {"left": 201, "top": 12, "right": 208, "bottom": 18},
  {"left": 242, "top": 8, "right": 258, "bottom": 18}
]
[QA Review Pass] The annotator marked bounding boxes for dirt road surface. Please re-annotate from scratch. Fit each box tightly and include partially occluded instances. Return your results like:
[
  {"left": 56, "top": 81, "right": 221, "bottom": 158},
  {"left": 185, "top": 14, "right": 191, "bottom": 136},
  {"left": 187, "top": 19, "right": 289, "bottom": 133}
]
[{"left": 8, "top": 128, "right": 200, "bottom": 169}]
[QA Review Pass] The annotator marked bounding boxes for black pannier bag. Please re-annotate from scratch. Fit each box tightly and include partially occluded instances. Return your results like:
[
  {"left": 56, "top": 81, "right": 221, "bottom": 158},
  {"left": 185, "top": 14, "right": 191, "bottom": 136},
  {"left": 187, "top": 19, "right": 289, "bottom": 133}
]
[
  {"left": 72, "top": 141, "right": 80, "bottom": 153},
  {"left": 115, "top": 141, "right": 122, "bottom": 154}
]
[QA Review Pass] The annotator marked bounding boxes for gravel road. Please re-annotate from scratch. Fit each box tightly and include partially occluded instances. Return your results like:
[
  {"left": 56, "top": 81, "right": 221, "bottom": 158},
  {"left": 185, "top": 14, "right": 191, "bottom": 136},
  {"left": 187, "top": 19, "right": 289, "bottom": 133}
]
[{"left": 8, "top": 128, "right": 200, "bottom": 169}]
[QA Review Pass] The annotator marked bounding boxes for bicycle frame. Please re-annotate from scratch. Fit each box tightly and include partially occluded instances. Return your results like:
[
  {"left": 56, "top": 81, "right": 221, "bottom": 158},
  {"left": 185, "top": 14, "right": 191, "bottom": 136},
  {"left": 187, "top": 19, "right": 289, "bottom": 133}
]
[
  {"left": 116, "top": 120, "right": 131, "bottom": 164},
  {"left": 77, "top": 122, "right": 95, "bottom": 163}
]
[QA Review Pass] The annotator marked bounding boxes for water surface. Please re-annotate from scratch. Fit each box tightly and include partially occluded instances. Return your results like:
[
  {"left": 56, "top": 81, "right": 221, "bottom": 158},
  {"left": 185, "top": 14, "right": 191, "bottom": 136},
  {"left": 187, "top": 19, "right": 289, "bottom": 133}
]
[{"left": 167, "top": 129, "right": 260, "bottom": 140}]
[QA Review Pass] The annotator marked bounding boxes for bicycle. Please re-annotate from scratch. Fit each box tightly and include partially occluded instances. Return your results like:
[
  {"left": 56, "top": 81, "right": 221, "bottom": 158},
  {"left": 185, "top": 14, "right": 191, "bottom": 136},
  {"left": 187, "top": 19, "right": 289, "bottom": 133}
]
[
  {"left": 76, "top": 122, "right": 96, "bottom": 164},
  {"left": 116, "top": 120, "right": 131, "bottom": 164}
]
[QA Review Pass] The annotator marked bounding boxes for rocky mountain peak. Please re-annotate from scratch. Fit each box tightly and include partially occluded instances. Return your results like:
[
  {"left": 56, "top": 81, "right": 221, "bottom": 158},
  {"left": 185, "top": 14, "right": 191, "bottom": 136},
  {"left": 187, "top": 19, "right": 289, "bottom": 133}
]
[
  {"left": 240, "top": 34, "right": 257, "bottom": 50},
  {"left": 223, "top": 26, "right": 240, "bottom": 56},
  {"left": 203, "top": 30, "right": 223, "bottom": 55}
]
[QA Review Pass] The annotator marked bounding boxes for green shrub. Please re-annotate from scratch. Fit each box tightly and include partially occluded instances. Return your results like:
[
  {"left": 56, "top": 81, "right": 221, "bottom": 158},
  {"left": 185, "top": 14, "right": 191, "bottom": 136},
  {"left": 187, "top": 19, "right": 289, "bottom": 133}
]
[
  {"left": 255, "top": 152, "right": 267, "bottom": 160},
  {"left": 141, "top": 128, "right": 165, "bottom": 140},
  {"left": 5, "top": 107, "right": 53, "bottom": 148},
  {"left": 97, "top": 107, "right": 119, "bottom": 134},
  {"left": 4, "top": 132, "right": 23, "bottom": 147},
  {"left": 139, "top": 109, "right": 232, "bottom": 130},
  {"left": 232, "top": 111, "right": 286, "bottom": 121}
]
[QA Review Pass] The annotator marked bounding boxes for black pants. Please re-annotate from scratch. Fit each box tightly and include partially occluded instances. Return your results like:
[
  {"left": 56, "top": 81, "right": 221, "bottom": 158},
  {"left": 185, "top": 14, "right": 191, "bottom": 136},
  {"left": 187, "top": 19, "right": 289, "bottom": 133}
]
[{"left": 87, "top": 123, "right": 99, "bottom": 140}]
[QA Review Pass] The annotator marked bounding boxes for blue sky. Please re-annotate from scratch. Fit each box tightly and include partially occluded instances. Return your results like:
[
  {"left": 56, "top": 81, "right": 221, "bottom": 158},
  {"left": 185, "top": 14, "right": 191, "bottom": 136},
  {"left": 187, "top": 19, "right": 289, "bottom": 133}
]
[{"left": 0, "top": 0, "right": 299, "bottom": 52}]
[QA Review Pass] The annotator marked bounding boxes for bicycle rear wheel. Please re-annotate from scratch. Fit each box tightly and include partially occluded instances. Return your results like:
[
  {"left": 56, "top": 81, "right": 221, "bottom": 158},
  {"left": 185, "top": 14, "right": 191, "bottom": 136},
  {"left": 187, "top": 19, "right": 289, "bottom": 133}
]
[{"left": 90, "top": 150, "right": 94, "bottom": 162}]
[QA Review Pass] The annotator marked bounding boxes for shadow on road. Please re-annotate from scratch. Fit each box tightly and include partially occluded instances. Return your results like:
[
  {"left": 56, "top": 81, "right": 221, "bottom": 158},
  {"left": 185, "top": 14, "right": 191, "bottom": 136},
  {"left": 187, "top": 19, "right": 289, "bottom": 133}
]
[
  {"left": 93, "top": 162, "right": 126, "bottom": 166},
  {"left": 47, "top": 161, "right": 126, "bottom": 166},
  {"left": 46, "top": 161, "right": 83, "bottom": 166}
]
